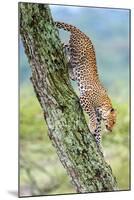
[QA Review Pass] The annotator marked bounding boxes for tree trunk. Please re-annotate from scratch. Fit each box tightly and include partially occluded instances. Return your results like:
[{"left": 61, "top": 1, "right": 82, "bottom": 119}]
[{"left": 19, "top": 2, "right": 118, "bottom": 193}]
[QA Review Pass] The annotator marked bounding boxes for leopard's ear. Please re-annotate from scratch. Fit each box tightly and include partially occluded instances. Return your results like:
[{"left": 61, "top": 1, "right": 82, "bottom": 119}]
[
  {"left": 110, "top": 108, "right": 117, "bottom": 115},
  {"left": 110, "top": 108, "right": 114, "bottom": 112}
]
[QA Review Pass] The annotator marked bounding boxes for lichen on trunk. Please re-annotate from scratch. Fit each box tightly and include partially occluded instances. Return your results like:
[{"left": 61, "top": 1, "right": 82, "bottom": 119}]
[{"left": 19, "top": 2, "right": 118, "bottom": 193}]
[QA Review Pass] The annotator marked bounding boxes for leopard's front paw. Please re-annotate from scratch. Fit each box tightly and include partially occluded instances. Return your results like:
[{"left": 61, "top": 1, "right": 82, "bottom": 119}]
[{"left": 89, "top": 123, "right": 101, "bottom": 144}]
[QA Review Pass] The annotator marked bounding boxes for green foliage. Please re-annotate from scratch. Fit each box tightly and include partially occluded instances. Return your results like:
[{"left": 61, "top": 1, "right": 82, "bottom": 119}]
[
  {"left": 20, "top": 86, "right": 130, "bottom": 195},
  {"left": 20, "top": 87, "right": 48, "bottom": 140}
]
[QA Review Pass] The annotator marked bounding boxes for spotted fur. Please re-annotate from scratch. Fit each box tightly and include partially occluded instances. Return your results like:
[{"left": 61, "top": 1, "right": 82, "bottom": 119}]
[{"left": 55, "top": 21, "right": 117, "bottom": 145}]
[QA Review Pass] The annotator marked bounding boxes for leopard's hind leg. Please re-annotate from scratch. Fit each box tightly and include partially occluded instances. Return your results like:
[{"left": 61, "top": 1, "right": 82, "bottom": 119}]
[
  {"left": 63, "top": 44, "right": 76, "bottom": 81},
  {"left": 63, "top": 44, "right": 70, "bottom": 57}
]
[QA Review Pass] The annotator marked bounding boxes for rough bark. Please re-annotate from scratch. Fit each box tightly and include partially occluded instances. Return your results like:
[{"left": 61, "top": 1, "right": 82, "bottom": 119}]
[{"left": 19, "top": 2, "right": 118, "bottom": 193}]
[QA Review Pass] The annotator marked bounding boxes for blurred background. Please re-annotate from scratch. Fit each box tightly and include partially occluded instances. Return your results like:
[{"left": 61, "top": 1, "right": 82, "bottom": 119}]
[{"left": 19, "top": 4, "right": 130, "bottom": 197}]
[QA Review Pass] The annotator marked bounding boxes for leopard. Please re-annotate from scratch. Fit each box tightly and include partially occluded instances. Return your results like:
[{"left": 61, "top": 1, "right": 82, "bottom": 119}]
[{"left": 55, "top": 21, "right": 117, "bottom": 146}]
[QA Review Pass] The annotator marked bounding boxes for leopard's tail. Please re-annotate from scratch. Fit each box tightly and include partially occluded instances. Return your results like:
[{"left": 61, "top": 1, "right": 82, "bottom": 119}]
[{"left": 55, "top": 21, "right": 77, "bottom": 33}]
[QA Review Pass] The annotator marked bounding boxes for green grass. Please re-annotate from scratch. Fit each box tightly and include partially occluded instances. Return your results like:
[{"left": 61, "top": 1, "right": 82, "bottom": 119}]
[{"left": 20, "top": 86, "right": 130, "bottom": 196}]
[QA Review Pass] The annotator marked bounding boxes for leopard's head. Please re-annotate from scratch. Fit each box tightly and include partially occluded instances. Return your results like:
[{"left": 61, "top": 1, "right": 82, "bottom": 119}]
[{"left": 102, "top": 108, "right": 117, "bottom": 132}]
